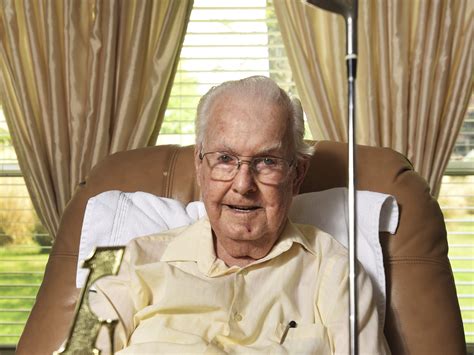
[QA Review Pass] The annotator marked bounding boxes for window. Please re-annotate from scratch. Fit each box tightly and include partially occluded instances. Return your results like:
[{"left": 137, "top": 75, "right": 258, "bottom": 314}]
[
  {"left": 438, "top": 95, "right": 474, "bottom": 344},
  {"left": 0, "top": 109, "right": 51, "bottom": 345},
  {"left": 157, "top": 0, "right": 301, "bottom": 146}
]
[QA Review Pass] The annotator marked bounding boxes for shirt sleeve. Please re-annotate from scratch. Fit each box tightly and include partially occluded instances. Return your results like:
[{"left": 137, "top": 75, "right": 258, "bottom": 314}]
[
  {"left": 89, "top": 246, "right": 138, "bottom": 353},
  {"left": 317, "top": 252, "right": 391, "bottom": 355}
]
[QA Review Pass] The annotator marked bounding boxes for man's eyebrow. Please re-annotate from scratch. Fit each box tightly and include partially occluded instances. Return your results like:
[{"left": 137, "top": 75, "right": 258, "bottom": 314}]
[
  {"left": 255, "top": 142, "right": 283, "bottom": 155},
  {"left": 218, "top": 142, "right": 284, "bottom": 155}
]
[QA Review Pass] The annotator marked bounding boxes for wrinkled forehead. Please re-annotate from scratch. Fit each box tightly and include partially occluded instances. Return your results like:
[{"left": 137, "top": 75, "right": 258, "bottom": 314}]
[{"left": 204, "top": 94, "right": 295, "bottom": 156}]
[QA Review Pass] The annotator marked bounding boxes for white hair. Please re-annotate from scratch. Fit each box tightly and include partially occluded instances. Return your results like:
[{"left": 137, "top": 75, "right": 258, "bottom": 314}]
[{"left": 195, "top": 76, "right": 314, "bottom": 158}]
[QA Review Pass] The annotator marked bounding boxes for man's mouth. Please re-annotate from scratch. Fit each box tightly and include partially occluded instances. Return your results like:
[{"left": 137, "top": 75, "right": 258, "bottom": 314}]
[{"left": 225, "top": 204, "right": 261, "bottom": 212}]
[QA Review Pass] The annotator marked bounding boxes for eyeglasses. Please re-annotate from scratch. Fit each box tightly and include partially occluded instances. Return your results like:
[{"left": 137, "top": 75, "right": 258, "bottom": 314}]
[{"left": 199, "top": 151, "right": 294, "bottom": 184}]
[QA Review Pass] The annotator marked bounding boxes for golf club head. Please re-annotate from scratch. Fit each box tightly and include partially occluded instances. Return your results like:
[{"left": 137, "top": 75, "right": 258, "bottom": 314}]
[
  {"left": 306, "top": 0, "right": 358, "bottom": 56},
  {"left": 306, "top": 0, "right": 355, "bottom": 18}
]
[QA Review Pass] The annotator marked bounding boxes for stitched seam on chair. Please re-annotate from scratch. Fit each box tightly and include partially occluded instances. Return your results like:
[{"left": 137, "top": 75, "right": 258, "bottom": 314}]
[
  {"left": 165, "top": 147, "right": 180, "bottom": 197},
  {"left": 385, "top": 256, "right": 450, "bottom": 267}
]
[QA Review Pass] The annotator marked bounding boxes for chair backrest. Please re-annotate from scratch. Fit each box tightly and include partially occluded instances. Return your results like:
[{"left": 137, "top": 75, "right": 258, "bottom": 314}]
[{"left": 17, "top": 141, "right": 466, "bottom": 354}]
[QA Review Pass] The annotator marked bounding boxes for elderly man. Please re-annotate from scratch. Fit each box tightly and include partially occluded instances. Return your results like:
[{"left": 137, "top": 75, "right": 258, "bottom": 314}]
[{"left": 93, "top": 76, "right": 389, "bottom": 354}]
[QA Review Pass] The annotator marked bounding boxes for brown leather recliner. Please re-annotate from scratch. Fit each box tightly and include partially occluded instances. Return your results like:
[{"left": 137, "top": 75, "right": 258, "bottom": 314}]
[{"left": 17, "top": 141, "right": 466, "bottom": 354}]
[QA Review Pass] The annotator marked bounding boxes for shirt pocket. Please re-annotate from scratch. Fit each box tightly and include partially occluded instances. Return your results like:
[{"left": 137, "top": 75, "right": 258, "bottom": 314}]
[{"left": 275, "top": 322, "right": 332, "bottom": 354}]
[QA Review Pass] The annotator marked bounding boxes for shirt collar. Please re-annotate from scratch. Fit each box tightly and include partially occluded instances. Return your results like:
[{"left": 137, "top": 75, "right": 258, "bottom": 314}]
[
  {"left": 160, "top": 217, "right": 216, "bottom": 273},
  {"left": 160, "top": 217, "right": 316, "bottom": 276}
]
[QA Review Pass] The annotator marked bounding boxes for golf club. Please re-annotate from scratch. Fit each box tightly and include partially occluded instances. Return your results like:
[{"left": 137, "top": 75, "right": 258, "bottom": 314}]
[{"left": 305, "top": 1, "right": 359, "bottom": 354}]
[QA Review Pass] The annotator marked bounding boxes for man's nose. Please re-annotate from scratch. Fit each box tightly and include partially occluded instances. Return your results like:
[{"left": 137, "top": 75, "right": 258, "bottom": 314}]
[{"left": 232, "top": 162, "right": 257, "bottom": 195}]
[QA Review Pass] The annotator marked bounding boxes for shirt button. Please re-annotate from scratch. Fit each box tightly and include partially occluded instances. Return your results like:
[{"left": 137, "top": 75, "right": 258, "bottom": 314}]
[{"left": 233, "top": 312, "right": 243, "bottom": 321}]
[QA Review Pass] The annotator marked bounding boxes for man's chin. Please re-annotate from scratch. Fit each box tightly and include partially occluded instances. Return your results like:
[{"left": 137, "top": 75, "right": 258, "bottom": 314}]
[{"left": 217, "top": 224, "right": 265, "bottom": 242}]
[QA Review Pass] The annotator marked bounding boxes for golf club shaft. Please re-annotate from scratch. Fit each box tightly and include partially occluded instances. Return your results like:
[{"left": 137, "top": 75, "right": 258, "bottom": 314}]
[{"left": 347, "top": 52, "right": 358, "bottom": 355}]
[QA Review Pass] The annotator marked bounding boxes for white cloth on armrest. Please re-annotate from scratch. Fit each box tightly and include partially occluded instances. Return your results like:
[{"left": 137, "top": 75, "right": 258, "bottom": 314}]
[
  {"left": 289, "top": 188, "right": 399, "bottom": 326},
  {"left": 77, "top": 188, "right": 398, "bottom": 325},
  {"left": 77, "top": 191, "right": 206, "bottom": 288}
]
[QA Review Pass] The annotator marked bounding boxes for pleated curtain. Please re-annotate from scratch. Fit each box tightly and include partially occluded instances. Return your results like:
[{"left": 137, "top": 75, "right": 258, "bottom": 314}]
[
  {"left": 0, "top": 0, "right": 194, "bottom": 238},
  {"left": 274, "top": 0, "right": 473, "bottom": 196}
]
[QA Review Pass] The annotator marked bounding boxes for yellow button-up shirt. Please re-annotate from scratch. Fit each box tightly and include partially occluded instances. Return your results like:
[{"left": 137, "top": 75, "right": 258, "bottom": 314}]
[{"left": 93, "top": 218, "right": 389, "bottom": 354}]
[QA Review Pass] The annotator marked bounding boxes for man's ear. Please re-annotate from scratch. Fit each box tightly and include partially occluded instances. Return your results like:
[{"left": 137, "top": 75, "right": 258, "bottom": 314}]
[
  {"left": 292, "top": 156, "right": 310, "bottom": 195},
  {"left": 194, "top": 145, "right": 202, "bottom": 187}
]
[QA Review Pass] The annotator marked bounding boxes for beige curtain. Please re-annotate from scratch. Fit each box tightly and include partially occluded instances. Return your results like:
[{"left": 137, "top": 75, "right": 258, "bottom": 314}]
[
  {"left": 0, "top": 0, "right": 193, "bottom": 238},
  {"left": 274, "top": 0, "right": 473, "bottom": 196}
]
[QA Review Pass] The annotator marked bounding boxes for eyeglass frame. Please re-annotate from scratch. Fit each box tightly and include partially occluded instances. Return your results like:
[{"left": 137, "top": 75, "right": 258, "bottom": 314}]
[{"left": 198, "top": 149, "right": 296, "bottom": 184}]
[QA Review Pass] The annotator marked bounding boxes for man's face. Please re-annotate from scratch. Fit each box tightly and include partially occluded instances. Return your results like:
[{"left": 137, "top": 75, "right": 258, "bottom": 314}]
[{"left": 195, "top": 94, "right": 308, "bottom": 260}]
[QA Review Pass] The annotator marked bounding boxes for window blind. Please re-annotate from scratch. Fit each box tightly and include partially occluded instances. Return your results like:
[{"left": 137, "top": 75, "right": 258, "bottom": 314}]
[
  {"left": 0, "top": 111, "right": 50, "bottom": 345},
  {"left": 440, "top": 96, "right": 474, "bottom": 343},
  {"left": 157, "top": 0, "right": 299, "bottom": 146}
]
